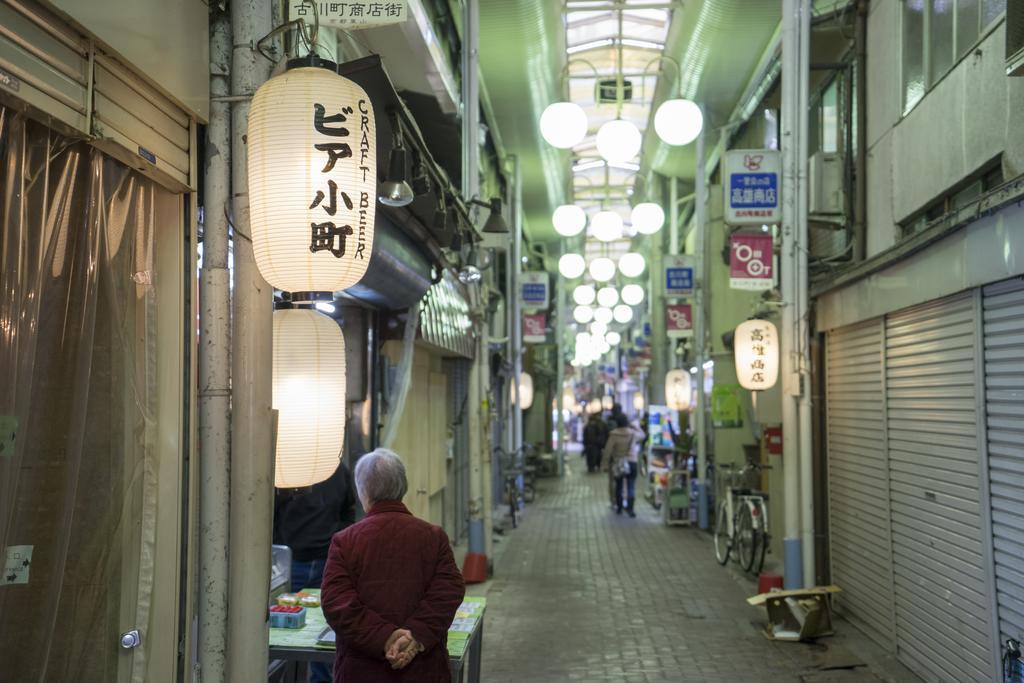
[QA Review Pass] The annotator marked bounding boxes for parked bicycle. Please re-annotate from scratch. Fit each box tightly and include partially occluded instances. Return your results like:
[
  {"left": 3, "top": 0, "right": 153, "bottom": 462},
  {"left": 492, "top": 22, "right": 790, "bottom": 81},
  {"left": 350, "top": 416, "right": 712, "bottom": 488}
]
[
  {"left": 493, "top": 444, "right": 537, "bottom": 529},
  {"left": 713, "top": 462, "right": 771, "bottom": 575}
]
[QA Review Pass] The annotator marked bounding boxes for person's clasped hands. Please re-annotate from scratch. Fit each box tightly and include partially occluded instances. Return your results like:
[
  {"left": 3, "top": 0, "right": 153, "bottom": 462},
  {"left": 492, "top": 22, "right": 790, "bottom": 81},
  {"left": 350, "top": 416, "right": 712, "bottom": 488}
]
[{"left": 384, "top": 628, "right": 423, "bottom": 670}]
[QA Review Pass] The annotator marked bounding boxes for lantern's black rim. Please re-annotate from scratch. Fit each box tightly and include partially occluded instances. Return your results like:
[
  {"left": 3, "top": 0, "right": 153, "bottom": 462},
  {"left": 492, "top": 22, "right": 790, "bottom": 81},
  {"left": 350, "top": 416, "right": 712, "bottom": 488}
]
[{"left": 286, "top": 54, "right": 338, "bottom": 72}]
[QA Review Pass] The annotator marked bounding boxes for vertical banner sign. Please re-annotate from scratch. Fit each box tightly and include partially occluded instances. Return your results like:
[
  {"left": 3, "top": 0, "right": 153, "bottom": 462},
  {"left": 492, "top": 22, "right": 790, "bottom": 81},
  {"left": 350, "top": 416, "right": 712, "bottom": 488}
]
[
  {"left": 729, "top": 233, "right": 774, "bottom": 290},
  {"left": 665, "top": 303, "right": 694, "bottom": 339},
  {"left": 523, "top": 313, "right": 547, "bottom": 344},
  {"left": 520, "top": 272, "right": 550, "bottom": 310},
  {"left": 724, "top": 149, "right": 781, "bottom": 225},
  {"left": 664, "top": 255, "right": 694, "bottom": 297},
  {"left": 290, "top": 2, "right": 408, "bottom": 29}
]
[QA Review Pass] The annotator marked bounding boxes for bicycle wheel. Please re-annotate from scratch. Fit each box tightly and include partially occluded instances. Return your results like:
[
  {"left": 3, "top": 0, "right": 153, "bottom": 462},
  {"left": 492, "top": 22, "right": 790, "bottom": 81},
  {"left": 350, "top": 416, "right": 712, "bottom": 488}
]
[
  {"left": 736, "top": 503, "right": 756, "bottom": 572},
  {"left": 713, "top": 500, "right": 732, "bottom": 565}
]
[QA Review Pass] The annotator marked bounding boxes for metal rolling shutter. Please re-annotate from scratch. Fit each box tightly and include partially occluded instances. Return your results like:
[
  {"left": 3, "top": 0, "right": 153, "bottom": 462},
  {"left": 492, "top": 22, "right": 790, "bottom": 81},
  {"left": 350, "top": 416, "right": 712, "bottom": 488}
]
[
  {"left": 885, "top": 292, "right": 995, "bottom": 682},
  {"left": 826, "top": 317, "right": 895, "bottom": 648},
  {"left": 446, "top": 358, "right": 471, "bottom": 544},
  {"left": 982, "top": 278, "right": 1024, "bottom": 652}
]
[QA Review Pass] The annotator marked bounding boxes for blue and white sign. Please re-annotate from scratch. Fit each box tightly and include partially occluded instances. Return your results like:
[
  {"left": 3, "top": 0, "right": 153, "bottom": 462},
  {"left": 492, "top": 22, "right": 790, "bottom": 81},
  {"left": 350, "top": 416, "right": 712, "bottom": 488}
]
[
  {"left": 724, "top": 149, "right": 781, "bottom": 225},
  {"left": 520, "top": 271, "right": 549, "bottom": 310},
  {"left": 664, "top": 255, "right": 694, "bottom": 297}
]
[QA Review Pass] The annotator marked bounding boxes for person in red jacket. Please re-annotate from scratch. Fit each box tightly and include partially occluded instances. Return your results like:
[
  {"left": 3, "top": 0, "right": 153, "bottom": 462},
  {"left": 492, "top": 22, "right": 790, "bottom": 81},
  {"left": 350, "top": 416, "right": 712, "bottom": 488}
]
[{"left": 321, "top": 448, "right": 466, "bottom": 682}]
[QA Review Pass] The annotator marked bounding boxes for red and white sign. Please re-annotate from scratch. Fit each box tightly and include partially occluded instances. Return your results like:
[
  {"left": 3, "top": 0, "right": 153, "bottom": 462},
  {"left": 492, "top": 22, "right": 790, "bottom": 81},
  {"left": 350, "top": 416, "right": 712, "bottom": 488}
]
[
  {"left": 666, "top": 303, "right": 693, "bottom": 339},
  {"left": 523, "top": 313, "right": 546, "bottom": 344},
  {"left": 729, "top": 233, "right": 774, "bottom": 291}
]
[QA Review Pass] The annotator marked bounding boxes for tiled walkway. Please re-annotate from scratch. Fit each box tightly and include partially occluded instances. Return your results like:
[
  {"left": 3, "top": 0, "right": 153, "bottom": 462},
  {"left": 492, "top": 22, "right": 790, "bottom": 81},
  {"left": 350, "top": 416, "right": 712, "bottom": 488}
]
[{"left": 473, "top": 460, "right": 919, "bottom": 683}]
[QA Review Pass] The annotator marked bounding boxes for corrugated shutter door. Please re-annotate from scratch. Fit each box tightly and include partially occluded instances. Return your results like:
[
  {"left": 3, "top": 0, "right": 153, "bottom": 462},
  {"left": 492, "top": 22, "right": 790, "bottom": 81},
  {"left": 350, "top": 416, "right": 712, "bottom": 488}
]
[
  {"left": 982, "top": 278, "right": 1024, "bottom": 650},
  {"left": 885, "top": 292, "right": 993, "bottom": 682},
  {"left": 826, "top": 317, "right": 895, "bottom": 648},
  {"left": 446, "top": 358, "right": 471, "bottom": 544}
]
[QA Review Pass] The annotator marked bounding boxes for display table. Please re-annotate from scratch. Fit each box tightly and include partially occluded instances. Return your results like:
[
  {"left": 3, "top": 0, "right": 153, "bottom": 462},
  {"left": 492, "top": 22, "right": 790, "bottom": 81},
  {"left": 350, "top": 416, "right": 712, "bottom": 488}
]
[{"left": 268, "top": 592, "right": 485, "bottom": 683}]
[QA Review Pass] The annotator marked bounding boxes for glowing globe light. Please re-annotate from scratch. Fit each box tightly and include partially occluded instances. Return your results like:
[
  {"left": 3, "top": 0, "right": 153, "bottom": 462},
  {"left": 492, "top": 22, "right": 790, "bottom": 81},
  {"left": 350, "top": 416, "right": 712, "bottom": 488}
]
[
  {"left": 601, "top": 395, "right": 614, "bottom": 410},
  {"left": 591, "top": 210, "right": 624, "bottom": 242},
  {"left": 621, "top": 284, "right": 645, "bottom": 306},
  {"left": 598, "top": 340, "right": 611, "bottom": 354},
  {"left": 631, "top": 202, "right": 665, "bottom": 235},
  {"left": 558, "top": 253, "right": 586, "bottom": 279},
  {"left": 606, "top": 331, "right": 622, "bottom": 345},
  {"left": 654, "top": 98, "right": 703, "bottom": 146},
  {"left": 540, "top": 102, "right": 588, "bottom": 149},
  {"left": 576, "top": 331, "right": 592, "bottom": 348},
  {"left": 597, "top": 286, "right": 619, "bottom": 308},
  {"left": 553, "top": 204, "right": 587, "bottom": 237},
  {"left": 573, "top": 305, "right": 595, "bottom": 324},
  {"left": 596, "top": 118, "right": 642, "bottom": 162},
  {"left": 573, "top": 284, "right": 596, "bottom": 306},
  {"left": 590, "top": 321, "right": 608, "bottom": 338},
  {"left": 594, "top": 306, "right": 614, "bottom": 324},
  {"left": 633, "top": 393, "right": 645, "bottom": 411},
  {"left": 618, "top": 252, "right": 646, "bottom": 277},
  {"left": 587, "top": 398, "right": 602, "bottom": 413},
  {"left": 613, "top": 304, "right": 634, "bottom": 324},
  {"left": 589, "top": 257, "right": 616, "bottom": 282}
]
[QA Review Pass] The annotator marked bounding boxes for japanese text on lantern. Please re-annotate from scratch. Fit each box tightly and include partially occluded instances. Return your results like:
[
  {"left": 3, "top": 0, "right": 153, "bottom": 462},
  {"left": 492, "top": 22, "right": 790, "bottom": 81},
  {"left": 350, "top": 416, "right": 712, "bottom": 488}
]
[
  {"left": 308, "top": 101, "right": 371, "bottom": 260},
  {"left": 748, "top": 326, "right": 767, "bottom": 386}
]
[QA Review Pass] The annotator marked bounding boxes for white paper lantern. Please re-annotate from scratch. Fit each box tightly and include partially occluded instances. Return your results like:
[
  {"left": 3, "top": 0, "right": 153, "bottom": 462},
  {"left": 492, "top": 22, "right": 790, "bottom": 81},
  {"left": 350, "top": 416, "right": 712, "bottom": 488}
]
[
  {"left": 621, "top": 284, "right": 645, "bottom": 306},
  {"left": 589, "top": 257, "right": 616, "bottom": 282},
  {"left": 249, "top": 67, "right": 376, "bottom": 293},
  {"left": 631, "top": 202, "right": 665, "bottom": 235},
  {"left": 573, "top": 284, "right": 596, "bottom": 306},
  {"left": 613, "top": 304, "right": 634, "bottom": 324},
  {"left": 272, "top": 308, "right": 346, "bottom": 488},
  {"left": 594, "top": 306, "right": 614, "bottom": 324},
  {"left": 562, "top": 385, "right": 577, "bottom": 410},
  {"left": 618, "top": 252, "right": 646, "bottom": 277},
  {"left": 596, "top": 119, "right": 642, "bottom": 162},
  {"left": 573, "top": 305, "right": 595, "bottom": 324},
  {"left": 587, "top": 398, "right": 602, "bottom": 414},
  {"left": 540, "top": 102, "right": 588, "bottom": 149},
  {"left": 511, "top": 372, "right": 534, "bottom": 409},
  {"left": 559, "top": 253, "right": 586, "bottom": 279},
  {"left": 553, "top": 204, "right": 587, "bottom": 237},
  {"left": 734, "top": 319, "right": 779, "bottom": 390},
  {"left": 597, "top": 286, "right": 619, "bottom": 308},
  {"left": 606, "top": 331, "right": 622, "bottom": 346},
  {"left": 591, "top": 210, "right": 624, "bottom": 242},
  {"left": 601, "top": 395, "right": 614, "bottom": 410},
  {"left": 633, "top": 393, "right": 645, "bottom": 411},
  {"left": 665, "top": 368, "right": 692, "bottom": 411},
  {"left": 654, "top": 98, "right": 703, "bottom": 146}
]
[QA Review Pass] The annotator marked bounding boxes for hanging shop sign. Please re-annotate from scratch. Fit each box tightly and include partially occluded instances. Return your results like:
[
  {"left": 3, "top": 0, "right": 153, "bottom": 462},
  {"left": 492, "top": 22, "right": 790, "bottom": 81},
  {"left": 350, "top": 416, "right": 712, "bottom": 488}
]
[
  {"left": 290, "top": 1, "right": 408, "bottom": 30},
  {"left": 523, "top": 313, "right": 547, "bottom": 344},
  {"left": 729, "top": 233, "right": 774, "bottom": 290},
  {"left": 724, "top": 149, "right": 780, "bottom": 225},
  {"left": 663, "top": 255, "right": 694, "bottom": 297},
  {"left": 520, "top": 271, "right": 550, "bottom": 310},
  {"left": 711, "top": 383, "right": 743, "bottom": 428},
  {"left": 734, "top": 319, "right": 780, "bottom": 390},
  {"left": 248, "top": 67, "right": 376, "bottom": 293},
  {"left": 666, "top": 303, "right": 693, "bottom": 339}
]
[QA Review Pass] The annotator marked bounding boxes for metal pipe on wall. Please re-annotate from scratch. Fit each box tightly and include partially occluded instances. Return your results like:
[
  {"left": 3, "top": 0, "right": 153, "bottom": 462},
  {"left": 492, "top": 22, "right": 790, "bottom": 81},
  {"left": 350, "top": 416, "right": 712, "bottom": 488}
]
[
  {"left": 198, "top": 12, "right": 231, "bottom": 681},
  {"left": 512, "top": 156, "right": 524, "bottom": 458},
  {"left": 853, "top": 0, "right": 868, "bottom": 263},
  {"left": 228, "top": 0, "right": 274, "bottom": 678},
  {"left": 555, "top": 279, "right": 566, "bottom": 473},
  {"left": 694, "top": 120, "right": 709, "bottom": 530}
]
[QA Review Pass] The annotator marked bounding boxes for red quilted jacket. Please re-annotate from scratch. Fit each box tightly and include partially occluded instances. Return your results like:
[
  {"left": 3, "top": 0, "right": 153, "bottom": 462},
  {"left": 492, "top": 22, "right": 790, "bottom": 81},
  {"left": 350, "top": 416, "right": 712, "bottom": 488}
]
[{"left": 320, "top": 501, "right": 465, "bottom": 682}]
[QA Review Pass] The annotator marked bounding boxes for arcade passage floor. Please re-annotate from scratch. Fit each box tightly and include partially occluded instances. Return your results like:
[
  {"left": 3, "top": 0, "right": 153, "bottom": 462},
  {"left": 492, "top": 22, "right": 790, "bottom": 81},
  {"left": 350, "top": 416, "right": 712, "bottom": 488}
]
[{"left": 472, "top": 462, "right": 918, "bottom": 683}]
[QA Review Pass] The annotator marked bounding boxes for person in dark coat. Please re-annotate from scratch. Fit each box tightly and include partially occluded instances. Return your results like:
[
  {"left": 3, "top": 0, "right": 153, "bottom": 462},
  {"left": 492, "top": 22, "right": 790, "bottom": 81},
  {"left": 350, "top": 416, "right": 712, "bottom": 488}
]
[
  {"left": 321, "top": 448, "right": 466, "bottom": 682},
  {"left": 582, "top": 412, "right": 608, "bottom": 473}
]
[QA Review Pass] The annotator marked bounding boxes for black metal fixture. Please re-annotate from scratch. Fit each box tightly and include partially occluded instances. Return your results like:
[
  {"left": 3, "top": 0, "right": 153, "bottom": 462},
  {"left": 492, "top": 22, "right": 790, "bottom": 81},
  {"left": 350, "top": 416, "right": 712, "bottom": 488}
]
[
  {"left": 467, "top": 197, "right": 509, "bottom": 234},
  {"left": 378, "top": 114, "right": 415, "bottom": 207}
]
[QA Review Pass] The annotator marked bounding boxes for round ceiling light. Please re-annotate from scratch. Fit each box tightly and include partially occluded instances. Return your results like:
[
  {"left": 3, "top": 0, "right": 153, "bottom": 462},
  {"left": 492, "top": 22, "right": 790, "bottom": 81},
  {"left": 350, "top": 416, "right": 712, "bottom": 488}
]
[
  {"left": 606, "top": 331, "right": 622, "bottom": 346},
  {"left": 552, "top": 204, "right": 587, "bottom": 237},
  {"left": 540, "top": 102, "right": 588, "bottom": 149},
  {"left": 613, "top": 304, "right": 634, "bottom": 324},
  {"left": 573, "top": 284, "right": 596, "bottom": 306},
  {"left": 590, "top": 210, "right": 624, "bottom": 242},
  {"left": 590, "top": 320, "right": 608, "bottom": 338},
  {"left": 621, "top": 283, "right": 645, "bottom": 306},
  {"left": 573, "top": 305, "right": 594, "bottom": 324},
  {"left": 588, "top": 257, "right": 616, "bottom": 282},
  {"left": 596, "top": 119, "right": 642, "bottom": 163},
  {"left": 631, "top": 202, "right": 665, "bottom": 235},
  {"left": 618, "top": 252, "right": 646, "bottom": 278},
  {"left": 654, "top": 98, "right": 703, "bottom": 146},
  {"left": 597, "top": 286, "right": 619, "bottom": 308},
  {"left": 594, "top": 306, "right": 614, "bottom": 324},
  {"left": 558, "top": 253, "right": 586, "bottom": 279}
]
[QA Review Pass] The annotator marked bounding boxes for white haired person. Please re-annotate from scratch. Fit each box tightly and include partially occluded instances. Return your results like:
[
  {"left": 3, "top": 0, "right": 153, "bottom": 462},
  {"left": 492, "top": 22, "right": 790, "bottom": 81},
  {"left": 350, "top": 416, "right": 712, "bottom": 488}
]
[{"left": 320, "top": 449, "right": 465, "bottom": 682}]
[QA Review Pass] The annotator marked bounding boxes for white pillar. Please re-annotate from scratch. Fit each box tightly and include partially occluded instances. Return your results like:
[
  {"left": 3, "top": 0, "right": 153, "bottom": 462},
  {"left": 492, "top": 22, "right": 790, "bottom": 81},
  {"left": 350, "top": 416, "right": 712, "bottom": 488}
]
[{"left": 693, "top": 120, "right": 709, "bottom": 529}]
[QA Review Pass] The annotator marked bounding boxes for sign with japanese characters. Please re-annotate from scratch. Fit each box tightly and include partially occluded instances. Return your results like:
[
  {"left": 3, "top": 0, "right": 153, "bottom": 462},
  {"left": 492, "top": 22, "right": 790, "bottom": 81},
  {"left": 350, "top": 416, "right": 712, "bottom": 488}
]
[
  {"left": 729, "top": 233, "right": 774, "bottom": 290},
  {"left": 664, "top": 255, "right": 694, "bottom": 297},
  {"left": 523, "top": 313, "right": 547, "bottom": 344},
  {"left": 734, "top": 319, "right": 779, "bottom": 391},
  {"left": 724, "top": 149, "right": 780, "bottom": 225},
  {"left": 666, "top": 303, "right": 693, "bottom": 339},
  {"left": 290, "top": 1, "right": 408, "bottom": 30},
  {"left": 520, "top": 272, "right": 549, "bottom": 310}
]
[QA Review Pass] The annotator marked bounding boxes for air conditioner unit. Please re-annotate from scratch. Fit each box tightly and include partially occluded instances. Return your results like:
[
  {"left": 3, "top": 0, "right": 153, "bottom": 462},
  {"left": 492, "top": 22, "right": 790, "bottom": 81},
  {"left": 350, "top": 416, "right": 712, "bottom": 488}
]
[
  {"left": 1008, "top": 0, "right": 1024, "bottom": 76},
  {"left": 808, "top": 151, "right": 845, "bottom": 216}
]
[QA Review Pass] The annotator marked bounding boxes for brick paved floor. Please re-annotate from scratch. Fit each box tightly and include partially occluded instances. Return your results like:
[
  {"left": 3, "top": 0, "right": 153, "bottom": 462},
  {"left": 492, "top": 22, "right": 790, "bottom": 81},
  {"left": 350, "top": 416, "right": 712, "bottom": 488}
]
[{"left": 472, "top": 462, "right": 919, "bottom": 683}]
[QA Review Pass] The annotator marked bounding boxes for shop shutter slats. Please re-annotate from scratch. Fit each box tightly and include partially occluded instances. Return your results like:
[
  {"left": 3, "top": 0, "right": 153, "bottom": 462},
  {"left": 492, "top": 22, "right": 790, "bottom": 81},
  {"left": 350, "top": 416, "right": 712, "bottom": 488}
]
[
  {"left": 884, "top": 292, "right": 993, "bottom": 682},
  {"left": 826, "top": 317, "right": 895, "bottom": 648},
  {"left": 982, "top": 277, "right": 1024, "bottom": 652}
]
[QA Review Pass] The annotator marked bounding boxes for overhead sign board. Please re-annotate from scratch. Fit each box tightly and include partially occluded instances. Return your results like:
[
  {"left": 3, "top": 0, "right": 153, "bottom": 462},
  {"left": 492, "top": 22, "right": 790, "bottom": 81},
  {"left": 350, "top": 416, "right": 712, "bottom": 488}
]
[
  {"left": 664, "top": 255, "right": 694, "bottom": 297},
  {"left": 729, "top": 233, "right": 774, "bottom": 290},
  {"left": 666, "top": 303, "right": 693, "bottom": 339},
  {"left": 523, "top": 313, "right": 546, "bottom": 344},
  {"left": 520, "top": 271, "right": 549, "bottom": 310},
  {"left": 724, "top": 149, "right": 780, "bottom": 225},
  {"left": 290, "top": 1, "right": 408, "bottom": 29}
]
